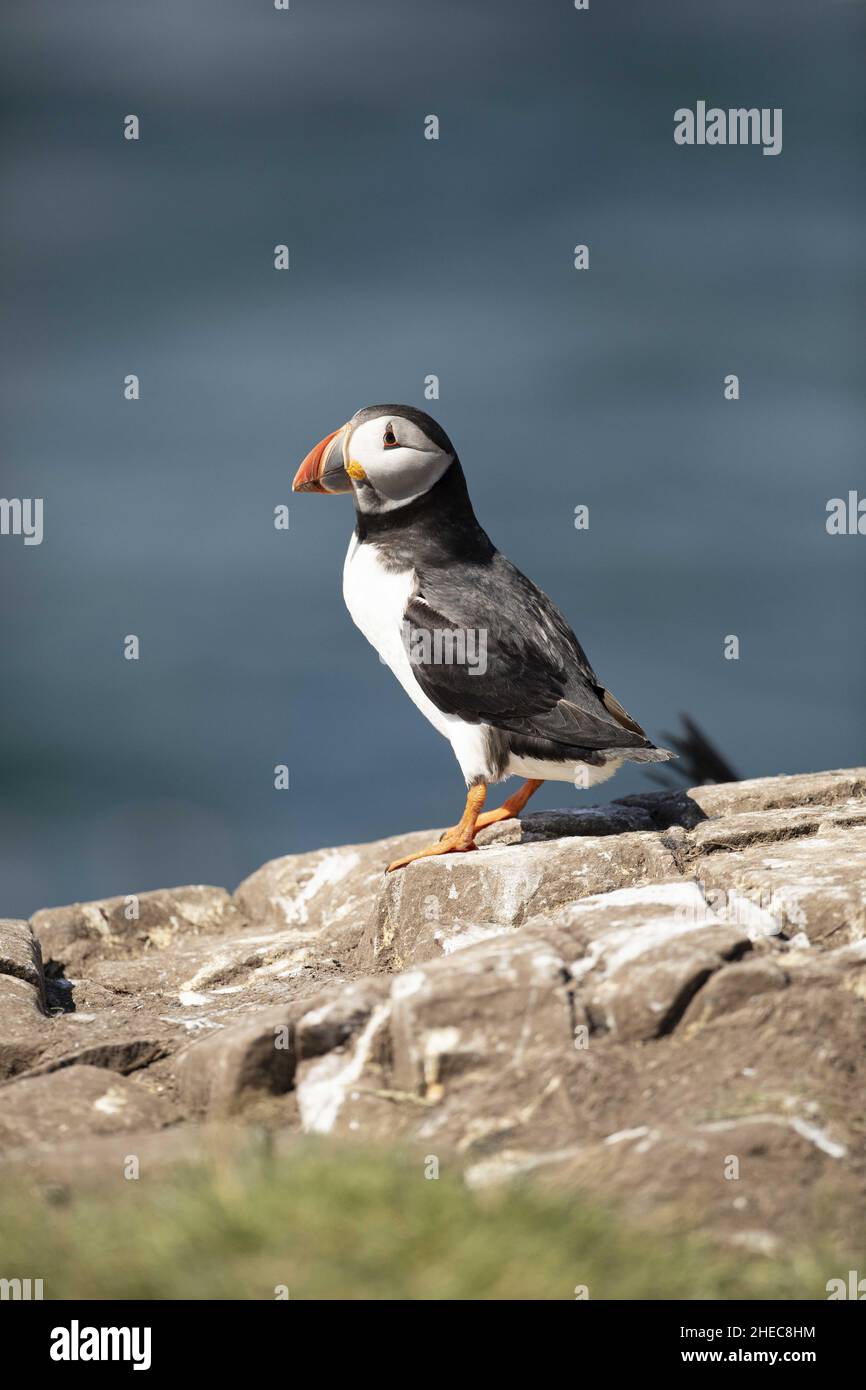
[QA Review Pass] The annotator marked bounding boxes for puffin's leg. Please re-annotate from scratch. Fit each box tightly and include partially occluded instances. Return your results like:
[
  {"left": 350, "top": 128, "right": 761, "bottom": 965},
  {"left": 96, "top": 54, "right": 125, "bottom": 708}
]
[
  {"left": 462, "top": 777, "right": 543, "bottom": 833},
  {"left": 386, "top": 782, "right": 487, "bottom": 873}
]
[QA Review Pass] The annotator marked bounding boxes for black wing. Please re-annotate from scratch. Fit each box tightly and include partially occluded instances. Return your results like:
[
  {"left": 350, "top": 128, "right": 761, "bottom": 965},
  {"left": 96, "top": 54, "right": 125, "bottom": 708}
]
[{"left": 403, "top": 554, "right": 653, "bottom": 753}]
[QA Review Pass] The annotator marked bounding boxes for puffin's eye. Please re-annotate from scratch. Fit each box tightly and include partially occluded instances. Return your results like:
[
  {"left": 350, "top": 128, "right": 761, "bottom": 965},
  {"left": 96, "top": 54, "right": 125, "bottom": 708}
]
[{"left": 383, "top": 424, "right": 398, "bottom": 449}]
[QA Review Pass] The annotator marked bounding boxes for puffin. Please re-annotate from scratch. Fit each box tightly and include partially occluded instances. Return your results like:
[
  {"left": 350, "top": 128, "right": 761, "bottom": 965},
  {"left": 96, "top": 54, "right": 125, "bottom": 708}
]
[{"left": 293, "top": 405, "right": 672, "bottom": 871}]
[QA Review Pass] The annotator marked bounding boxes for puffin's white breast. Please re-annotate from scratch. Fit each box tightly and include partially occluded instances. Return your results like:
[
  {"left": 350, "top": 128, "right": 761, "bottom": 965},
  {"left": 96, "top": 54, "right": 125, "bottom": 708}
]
[{"left": 342, "top": 535, "right": 492, "bottom": 782}]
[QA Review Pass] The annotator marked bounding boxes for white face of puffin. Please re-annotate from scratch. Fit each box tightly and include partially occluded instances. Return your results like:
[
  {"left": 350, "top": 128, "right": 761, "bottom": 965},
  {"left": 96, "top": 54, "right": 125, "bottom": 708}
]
[
  {"left": 344, "top": 412, "right": 453, "bottom": 510},
  {"left": 292, "top": 406, "right": 455, "bottom": 512}
]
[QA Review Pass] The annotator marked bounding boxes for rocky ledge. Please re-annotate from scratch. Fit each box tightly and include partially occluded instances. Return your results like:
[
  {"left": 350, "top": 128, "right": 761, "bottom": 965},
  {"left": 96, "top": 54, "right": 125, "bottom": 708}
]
[{"left": 2, "top": 766, "right": 865, "bottom": 1252}]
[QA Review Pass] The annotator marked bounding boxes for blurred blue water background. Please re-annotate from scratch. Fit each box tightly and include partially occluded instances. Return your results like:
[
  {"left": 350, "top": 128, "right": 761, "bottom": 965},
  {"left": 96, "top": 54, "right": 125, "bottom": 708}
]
[{"left": 1, "top": 0, "right": 863, "bottom": 917}]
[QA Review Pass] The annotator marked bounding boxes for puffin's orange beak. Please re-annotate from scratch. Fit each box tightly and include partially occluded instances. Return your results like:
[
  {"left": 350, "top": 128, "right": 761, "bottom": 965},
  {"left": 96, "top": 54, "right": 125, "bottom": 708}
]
[{"left": 292, "top": 425, "right": 352, "bottom": 494}]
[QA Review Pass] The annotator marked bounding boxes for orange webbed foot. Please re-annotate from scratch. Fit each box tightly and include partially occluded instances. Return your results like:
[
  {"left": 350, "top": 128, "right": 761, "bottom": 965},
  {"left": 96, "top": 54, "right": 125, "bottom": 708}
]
[
  {"left": 386, "top": 833, "right": 479, "bottom": 873},
  {"left": 386, "top": 782, "right": 487, "bottom": 873}
]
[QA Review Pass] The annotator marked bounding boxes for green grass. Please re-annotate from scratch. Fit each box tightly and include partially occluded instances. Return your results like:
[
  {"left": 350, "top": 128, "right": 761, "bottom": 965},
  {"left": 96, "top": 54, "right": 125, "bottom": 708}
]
[{"left": 0, "top": 1142, "right": 844, "bottom": 1300}]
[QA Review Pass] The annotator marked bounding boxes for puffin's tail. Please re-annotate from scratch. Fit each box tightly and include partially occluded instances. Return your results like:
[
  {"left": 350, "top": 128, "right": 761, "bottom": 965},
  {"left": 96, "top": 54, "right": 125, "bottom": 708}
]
[{"left": 606, "top": 744, "right": 675, "bottom": 765}]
